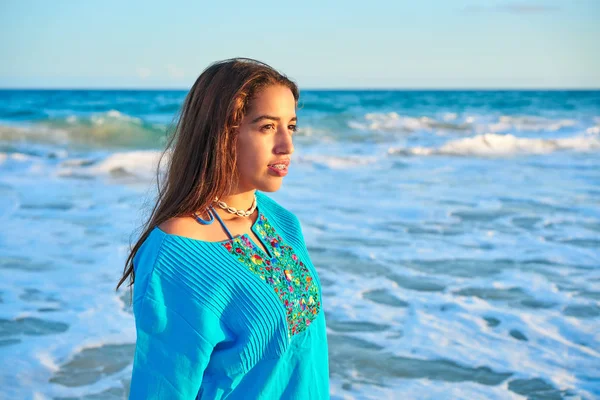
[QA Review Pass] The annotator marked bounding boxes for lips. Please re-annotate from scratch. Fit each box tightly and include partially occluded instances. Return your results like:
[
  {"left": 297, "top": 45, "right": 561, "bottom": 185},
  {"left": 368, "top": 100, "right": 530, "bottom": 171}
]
[
  {"left": 268, "top": 159, "right": 290, "bottom": 167},
  {"left": 267, "top": 159, "right": 290, "bottom": 177},
  {"left": 268, "top": 165, "right": 288, "bottom": 176}
]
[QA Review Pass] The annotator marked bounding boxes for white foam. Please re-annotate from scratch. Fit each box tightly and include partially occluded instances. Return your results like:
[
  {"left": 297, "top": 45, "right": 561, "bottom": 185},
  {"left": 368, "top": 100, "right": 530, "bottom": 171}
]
[
  {"left": 0, "top": 152, "right": 34, "bottom": 163},
  {"left": 90, "top": 109, "right": 143, "bottom": 126},
  {"left": 2, "top": 92, "right": 598, "bottom": 399},
  {"left": 36, "top": 351, "right": 59, "bottom": 373},
  {"left": 487, "top": 116, "right": 577, "bottom": 133},
  {"left": 0, "top": 124, "right": 70, "bottom": 145},
  {"left": 295, "top": 125, "right": 330, "bottom": 138},
  {"left": 0, "top": 110, "right": 161, "bottom": 147},
  {"left": 443, "top": 112, "right": 458, "bottom": 121},
  {"left": 349, "top": 113, "right": 580, "bottom": 137},
  {"left": 318, "top": 255, "right": 598, "bottom": 399},
  {"left": 586, "top": 124, "right": 600, "bottom": 135},
  {"left": 388, "top": 133, "right": 600, "bottom": 157},
  {"left": 57, "top": 150, "right": 165, "bottom": 180},
  {"left": 296, "top": 154, "right": 379, "bottom": 169},
  {"left": 350, "top": 112, "right": 472, "bottom": 133}
]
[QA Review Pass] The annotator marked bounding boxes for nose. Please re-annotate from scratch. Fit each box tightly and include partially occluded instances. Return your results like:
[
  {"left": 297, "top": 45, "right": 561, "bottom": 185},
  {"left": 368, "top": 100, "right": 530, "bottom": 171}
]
[{"left": 275, "top": 127, "right": 294, "bottom": 155}]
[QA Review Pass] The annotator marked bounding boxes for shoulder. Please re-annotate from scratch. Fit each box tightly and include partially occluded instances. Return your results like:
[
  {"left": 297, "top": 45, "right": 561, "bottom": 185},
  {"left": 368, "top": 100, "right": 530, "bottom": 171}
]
[
  {"left": 158, "top": 216, "right": 191, "bottom": 236},
  {"left": 131, "top": 226, "right": 167, "bottom": 303},
  {"left": 256, "top": 191, "right": 301, "bottom": 227},
  {"left": 133, "top": 218, "right": 216, "bottom": 294},
  {"left": 157, "top": 214, "right": 217, "bottom": 242},
  {"left": 132, "top": 225, "right": 229, "bottom": 315}
]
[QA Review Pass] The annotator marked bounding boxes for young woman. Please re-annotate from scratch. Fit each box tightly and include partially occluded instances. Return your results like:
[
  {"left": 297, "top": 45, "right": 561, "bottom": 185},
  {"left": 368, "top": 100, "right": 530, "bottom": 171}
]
[{"left": 116, "top": 58, "right": 329, "bottom": 399}]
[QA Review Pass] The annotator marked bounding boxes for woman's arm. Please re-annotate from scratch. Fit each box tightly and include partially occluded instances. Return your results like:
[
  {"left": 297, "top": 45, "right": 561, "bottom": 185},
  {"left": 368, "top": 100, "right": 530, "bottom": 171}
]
[
  {"left": 128, "top": 248, "right": 227, "bottom": 400},
  {"left": 129, "top": 292, "right": 216, "bottom": 399}
]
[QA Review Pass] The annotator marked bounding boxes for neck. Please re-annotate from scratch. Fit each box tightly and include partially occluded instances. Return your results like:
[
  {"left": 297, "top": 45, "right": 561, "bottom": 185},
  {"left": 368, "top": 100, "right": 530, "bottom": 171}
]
[{"left": 214, "top": 189, "right": 256, "bottom": 219}]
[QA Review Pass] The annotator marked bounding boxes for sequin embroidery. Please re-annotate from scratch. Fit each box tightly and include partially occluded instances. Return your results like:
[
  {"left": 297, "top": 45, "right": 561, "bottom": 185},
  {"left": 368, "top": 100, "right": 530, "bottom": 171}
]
[{"left": 221, "top": 214, "right": 321, "bottom": 339}]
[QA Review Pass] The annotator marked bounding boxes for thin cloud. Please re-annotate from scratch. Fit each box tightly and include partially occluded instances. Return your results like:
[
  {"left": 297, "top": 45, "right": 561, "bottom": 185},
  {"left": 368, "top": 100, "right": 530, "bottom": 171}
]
[
  {"left": 463, "top": 5, "right": 487, "bottom": 12},
  {"left": 136, "top": 67, "right": 152, "bottom": 79},
  {"left": 499, "top": 3, "right": 559, "bottom": 13},
  {"left": 464, "top": 3, "right": 559, "bottom": 14},
  {"left": 167, "top": 64, "right": 185, "bottom": 79}
]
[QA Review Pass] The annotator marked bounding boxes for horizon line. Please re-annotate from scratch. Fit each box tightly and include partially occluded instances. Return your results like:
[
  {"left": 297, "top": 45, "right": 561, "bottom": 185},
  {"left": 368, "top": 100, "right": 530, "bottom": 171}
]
[{"left": 0, "top": 87, "right": 599, "bottom": 91}]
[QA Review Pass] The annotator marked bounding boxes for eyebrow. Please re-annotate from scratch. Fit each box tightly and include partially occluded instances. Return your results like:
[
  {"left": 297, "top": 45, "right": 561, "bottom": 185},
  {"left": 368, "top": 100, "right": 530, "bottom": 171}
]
[{"left": 251, "top": 115, "right": 297, "bottom": 124}]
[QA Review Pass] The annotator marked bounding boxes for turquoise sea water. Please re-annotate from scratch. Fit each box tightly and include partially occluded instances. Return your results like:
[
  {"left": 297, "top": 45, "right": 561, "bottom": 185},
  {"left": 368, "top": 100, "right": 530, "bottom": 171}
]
[{"left": 0, "top": 90, "right": 599, "bottom": 399}]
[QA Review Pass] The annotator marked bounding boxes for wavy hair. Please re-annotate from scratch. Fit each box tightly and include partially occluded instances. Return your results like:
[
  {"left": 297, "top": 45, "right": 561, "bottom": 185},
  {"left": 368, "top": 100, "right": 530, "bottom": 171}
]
[{"left": 116, "top": 58, "right": 299, "bottom": 291}]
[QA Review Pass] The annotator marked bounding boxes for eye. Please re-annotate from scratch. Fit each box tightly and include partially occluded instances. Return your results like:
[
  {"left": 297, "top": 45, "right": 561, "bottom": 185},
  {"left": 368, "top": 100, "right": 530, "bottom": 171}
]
[
  {"left": 288, "top": 124, "right": 297, "bottom": 133},
  {"left": 260, "top": 124, "right": 275, "bottom": 132}
]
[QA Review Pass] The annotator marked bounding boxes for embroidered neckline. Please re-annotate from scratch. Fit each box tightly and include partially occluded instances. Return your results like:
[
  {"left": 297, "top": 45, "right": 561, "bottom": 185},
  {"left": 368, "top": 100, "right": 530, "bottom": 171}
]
[{"left": 221, "top": 213, "right": 321, "bottom": 339}]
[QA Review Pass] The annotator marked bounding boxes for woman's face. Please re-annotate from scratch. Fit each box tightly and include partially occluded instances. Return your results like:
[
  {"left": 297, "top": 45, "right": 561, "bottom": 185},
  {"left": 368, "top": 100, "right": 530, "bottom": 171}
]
[{"left": 234, "top": 85, "right": 297, "bottom": 193}]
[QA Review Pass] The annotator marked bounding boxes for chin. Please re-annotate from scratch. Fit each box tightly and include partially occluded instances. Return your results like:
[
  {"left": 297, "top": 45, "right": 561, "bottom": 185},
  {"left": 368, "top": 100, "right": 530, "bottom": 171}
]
[{"left": 257, "top": 180, "right": 284, "bottom": 192}]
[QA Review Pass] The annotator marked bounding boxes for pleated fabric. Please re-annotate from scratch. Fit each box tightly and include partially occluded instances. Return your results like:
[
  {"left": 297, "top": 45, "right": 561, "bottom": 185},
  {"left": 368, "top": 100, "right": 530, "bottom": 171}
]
[{"left": 129, "top": 191, "right": 330, "bottom": 399}]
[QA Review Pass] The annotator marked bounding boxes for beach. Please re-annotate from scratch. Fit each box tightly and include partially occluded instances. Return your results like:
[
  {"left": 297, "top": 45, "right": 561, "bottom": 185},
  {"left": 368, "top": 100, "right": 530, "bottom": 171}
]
[{"left": 0, "top": 89, "right": 599, "bottom": 399}]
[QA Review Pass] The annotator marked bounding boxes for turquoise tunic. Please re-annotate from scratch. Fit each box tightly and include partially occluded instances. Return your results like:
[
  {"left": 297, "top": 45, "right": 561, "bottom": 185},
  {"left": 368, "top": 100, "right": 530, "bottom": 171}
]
[{"left": 129, "top": 191, "right": 330, "bottom": 399}]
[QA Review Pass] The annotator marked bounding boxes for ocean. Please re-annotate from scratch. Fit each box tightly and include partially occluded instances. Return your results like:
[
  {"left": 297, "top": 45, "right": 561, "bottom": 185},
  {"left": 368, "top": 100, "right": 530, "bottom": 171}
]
[{"left": 0, "top": 89, "right": 598, "bottom": 399}]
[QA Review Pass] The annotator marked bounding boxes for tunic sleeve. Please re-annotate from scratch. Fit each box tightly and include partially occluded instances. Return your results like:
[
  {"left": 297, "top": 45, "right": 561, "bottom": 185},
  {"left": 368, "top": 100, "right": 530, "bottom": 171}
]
[{"left": 129, "top": 250, "right": 226, "bottom": 399}]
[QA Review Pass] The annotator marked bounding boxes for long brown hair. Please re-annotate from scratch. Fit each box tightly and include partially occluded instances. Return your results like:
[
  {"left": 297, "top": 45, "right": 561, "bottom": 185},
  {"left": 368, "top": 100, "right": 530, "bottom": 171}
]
[{"left": 116, "top": 58, "right": 299, "bottom": 291}]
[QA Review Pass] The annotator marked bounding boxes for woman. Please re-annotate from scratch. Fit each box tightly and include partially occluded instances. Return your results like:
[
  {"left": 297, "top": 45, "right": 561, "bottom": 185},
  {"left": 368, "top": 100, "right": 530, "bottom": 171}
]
[{"left": 116, "top": 58, "right": 330, "bottom": 399}]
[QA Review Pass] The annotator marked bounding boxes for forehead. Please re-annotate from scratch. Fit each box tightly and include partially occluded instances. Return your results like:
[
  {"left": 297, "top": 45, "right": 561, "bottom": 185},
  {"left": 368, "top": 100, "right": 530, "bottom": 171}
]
[{"left": 246, "top": 85, "right": 296, "bottom": 117}]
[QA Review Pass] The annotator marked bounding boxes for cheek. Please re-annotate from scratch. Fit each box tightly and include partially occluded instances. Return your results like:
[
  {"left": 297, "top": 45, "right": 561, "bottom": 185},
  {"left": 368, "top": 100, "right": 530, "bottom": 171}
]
[
  {"left": 236, "top": 138, "right": 261, "bottom": 171},
  {"left": 237, "top": 135, "right": 271, "bottom": 167}
]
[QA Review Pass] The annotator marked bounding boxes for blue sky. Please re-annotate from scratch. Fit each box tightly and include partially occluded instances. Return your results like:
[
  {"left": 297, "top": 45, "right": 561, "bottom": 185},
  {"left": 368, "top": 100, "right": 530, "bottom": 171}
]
[{"left": 1, "top": 0, "right": 598, "bottom": 89}]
